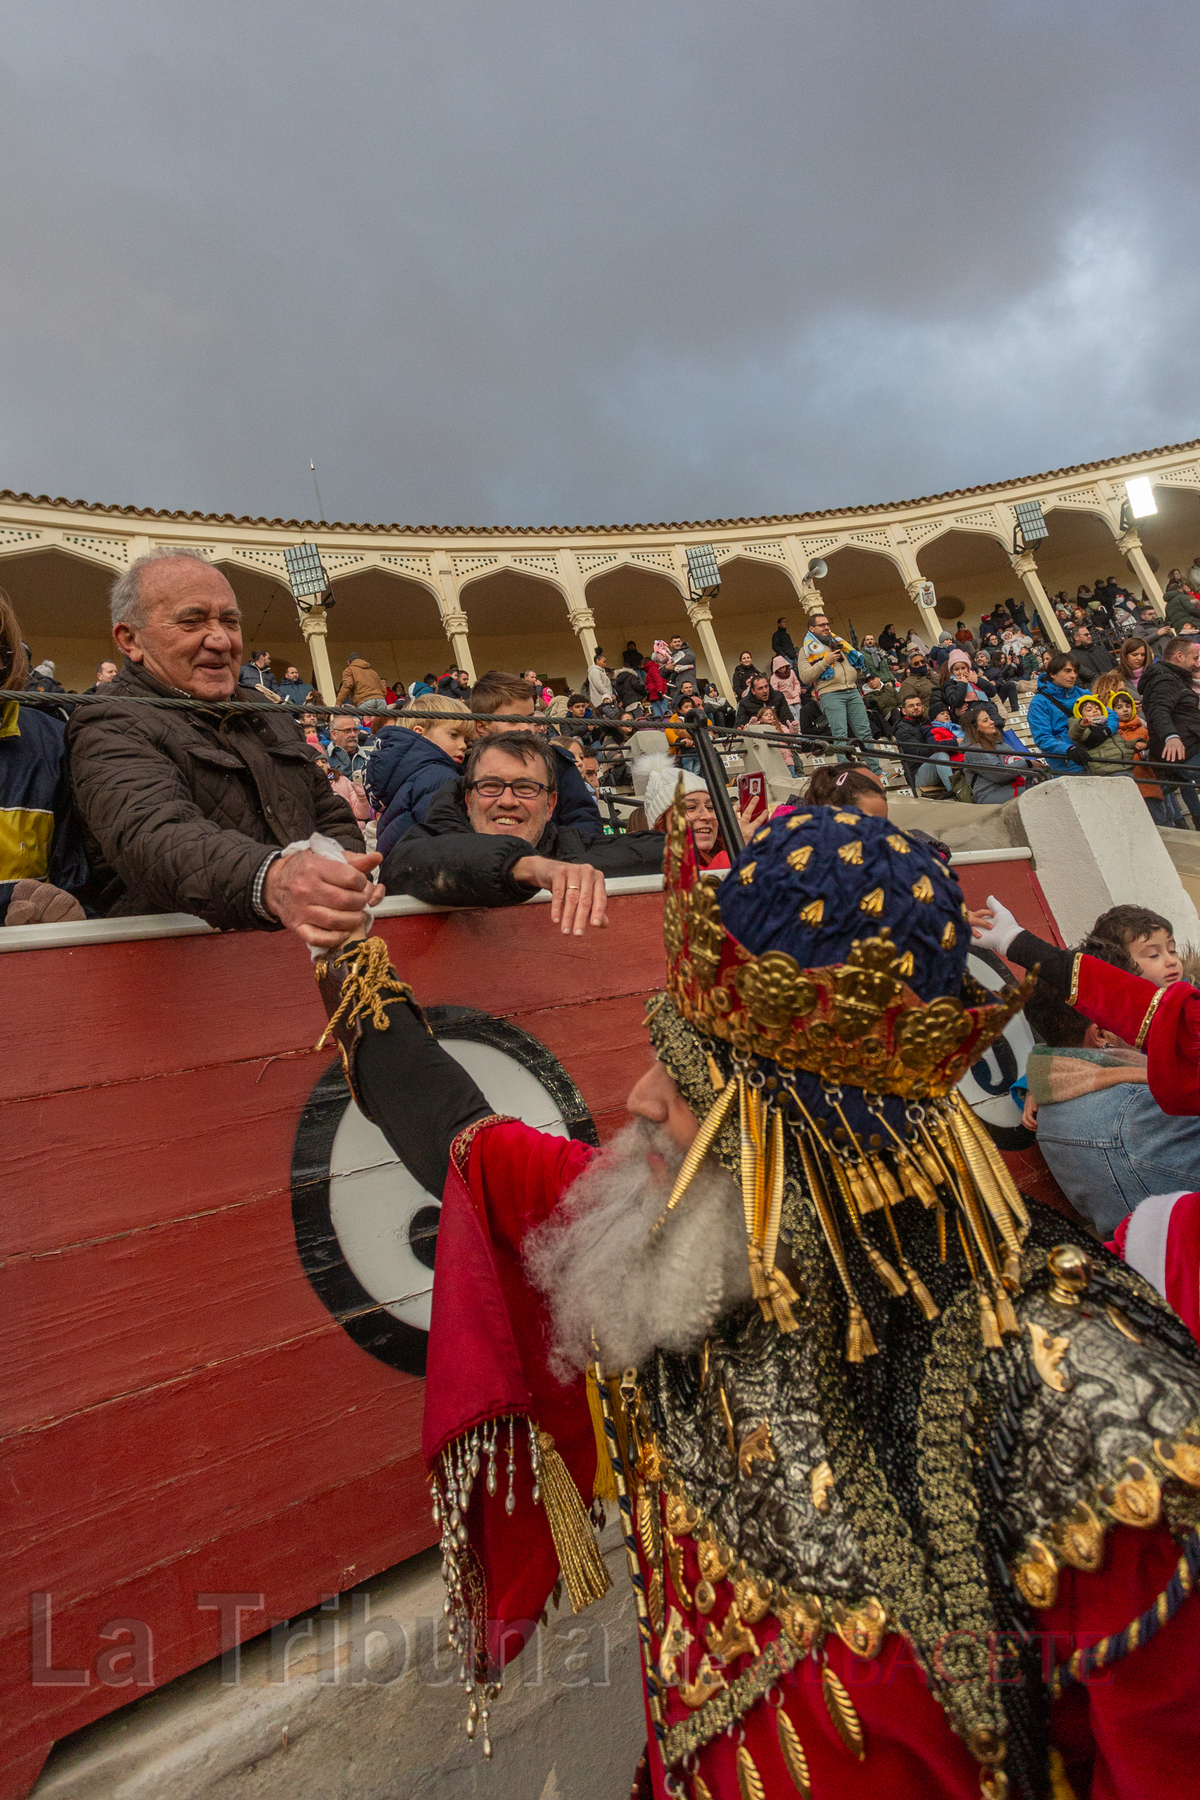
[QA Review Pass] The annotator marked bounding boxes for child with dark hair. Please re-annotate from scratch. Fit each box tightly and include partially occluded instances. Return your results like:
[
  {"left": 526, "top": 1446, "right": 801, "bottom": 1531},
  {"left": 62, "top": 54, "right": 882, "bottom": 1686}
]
[{"left": 1088, "top": 904, "right": 1184, "bottom": 986}]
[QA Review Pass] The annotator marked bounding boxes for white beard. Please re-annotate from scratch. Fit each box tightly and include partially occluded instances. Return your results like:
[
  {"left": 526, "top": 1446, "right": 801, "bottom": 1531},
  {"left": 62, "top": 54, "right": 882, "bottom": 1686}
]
[{"left": 523, "top": 1117, "right": 753, "bottom": 1381}]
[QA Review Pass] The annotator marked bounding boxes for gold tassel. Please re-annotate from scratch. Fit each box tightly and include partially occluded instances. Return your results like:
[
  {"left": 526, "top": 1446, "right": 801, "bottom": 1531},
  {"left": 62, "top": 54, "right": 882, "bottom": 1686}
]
[
  {"left": 955, "top": 1093, "right": 1031, "bottom": 1230},
  {"left": 878, "top": 1192, "right": 940, "bottom": 1322},
  {"left": 736, "top": 1744, "right": 767, "bottom": 1800},
  {"left": 761, "top": 1105, "right": 787, "bottom": 1277},
  {"left": 314, "top": 936, "right": 413, "bottom": 1048},
  {"left": 862, "top": 1239, "right": 909, "bottom": 1298},
  {"left": 846, "top": 1300, "right": 877, "bottom": 1362},
  {"left": 822, "top": 1663, "right": 865, "bottom": 1760},
  {"left": 776, "top": 1709, "right": 812, "bottom": 1796},
  {"left": 994, "top": 1284, "right": 1021, "bottom": 1337},
  {"left": 936, "top": 1197, "right": 947, "bottom": 1263},
  {"left": 977, "top": 1285, "right": 1003, "bottom": 1350},
  {"left": 870, "top": 1153, "right": 905, "bottom": 1209},
  {"left": 652, "top": 1078, "right": 738, "bottom": 1232},
  {"left": 586, "top": 1371, "right": 618, "bottom": 1502},
  {"left": 947, "top": 1103, "right": 1023, "bottom": 1265},
  {"left": 793, "top": 1123, "right": 876, "bottom": 1361},
  {"left": 536, "top": 1429, "right": 612, "bottom": 1612}
]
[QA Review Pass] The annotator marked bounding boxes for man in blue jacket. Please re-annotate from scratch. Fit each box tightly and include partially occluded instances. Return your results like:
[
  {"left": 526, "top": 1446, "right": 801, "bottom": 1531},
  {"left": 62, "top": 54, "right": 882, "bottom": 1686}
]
[{"left": 1027, "top": 650, "right": 1116, "bottom": 774}]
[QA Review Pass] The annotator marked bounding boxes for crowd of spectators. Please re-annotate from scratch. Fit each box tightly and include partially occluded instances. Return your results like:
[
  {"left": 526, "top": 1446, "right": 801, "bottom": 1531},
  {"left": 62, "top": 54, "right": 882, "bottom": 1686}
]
[{"left": 9, "top": 546, "right": 1200, "bottom": 939}]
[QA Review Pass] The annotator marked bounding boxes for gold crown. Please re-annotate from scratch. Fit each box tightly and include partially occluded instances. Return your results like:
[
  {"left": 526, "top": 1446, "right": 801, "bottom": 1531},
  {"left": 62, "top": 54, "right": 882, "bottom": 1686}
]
[{"left": 662, "top": 795, "right": 1031, "bottom": 1100}]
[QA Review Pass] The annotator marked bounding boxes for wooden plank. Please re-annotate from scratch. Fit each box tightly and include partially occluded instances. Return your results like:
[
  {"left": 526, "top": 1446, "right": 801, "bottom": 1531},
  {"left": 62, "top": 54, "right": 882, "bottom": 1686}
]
[
  {"left": 1, "top": 1051, "right": 332, "bottom": 1257},
  {"left": 0, "top": 1332, "right": 426, "bottom": 1639},
  {"left": 1, "top": 894, "right": 666, "bottom": 1103},
  {"left": 0, "top": 1452, "right": 437, "bottom": 1790},
  {"left": 4, "top": 1192, "right": 353, "bottom": 1432}
]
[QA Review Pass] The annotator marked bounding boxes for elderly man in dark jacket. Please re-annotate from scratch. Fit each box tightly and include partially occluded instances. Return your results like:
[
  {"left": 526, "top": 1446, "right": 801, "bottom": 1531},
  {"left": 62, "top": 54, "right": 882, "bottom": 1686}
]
[
  {"left": 380, "top": 731, "right": 661, "bottom": 920},
  {"left": 68, "top": 549, "right": 375, "bottom": 943}
]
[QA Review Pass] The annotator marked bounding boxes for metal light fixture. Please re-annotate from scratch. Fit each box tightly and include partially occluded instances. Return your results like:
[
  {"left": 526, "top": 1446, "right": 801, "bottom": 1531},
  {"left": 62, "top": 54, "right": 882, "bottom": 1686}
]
[
  {"left": 1012, "top": 499, "right": 1049, "bottom": 554},
  {"left": 284, "top": 541, "right": 335, "bottom": 611},
  {"left": 1121, "top": 476, "right": 1157, "bottom": 529},
  {"left": 685, "top": 543, "right": 721, "bottom": 599}
]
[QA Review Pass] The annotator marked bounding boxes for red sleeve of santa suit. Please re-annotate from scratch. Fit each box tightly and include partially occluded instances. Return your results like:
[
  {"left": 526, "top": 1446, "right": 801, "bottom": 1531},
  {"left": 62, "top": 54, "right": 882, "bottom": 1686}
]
[
  {"left": 1072, "top": 958, "right": 1200, "bottom": 1114},
  {"left": 1109, "top": 1192, "right": 1200, "bottom": 1343},
  {"left": 421, "top": 1119, "right": 601, "bottom": 1672},
  {"left": 1040, "top": 1524, "right": 1200, "bottom": 1800}
]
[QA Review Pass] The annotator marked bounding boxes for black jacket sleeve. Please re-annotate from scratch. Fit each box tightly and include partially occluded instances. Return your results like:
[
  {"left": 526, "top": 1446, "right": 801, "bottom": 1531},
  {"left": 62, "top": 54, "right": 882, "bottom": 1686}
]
[
  {"left": 1004, "top": 928, "right": 1076, "bottom": 995},
  {"left": 381, "top": 827, "right": 540, "bottom": 907},
  {"left": 354, "top": 999, "right": 491, "bottom": 1194}
]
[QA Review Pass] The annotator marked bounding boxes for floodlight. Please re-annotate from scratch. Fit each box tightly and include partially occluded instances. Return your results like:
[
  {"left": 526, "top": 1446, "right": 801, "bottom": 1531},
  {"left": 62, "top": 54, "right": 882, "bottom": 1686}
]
[
  {"left": 1124, "top": 476, "right": 1157, "bottom": 520},
  {"left": 1013, "top": 500, "right": 1049, "bottom": 550},
  {"left": 685, "top": 543, "right": 721, "bottom": 599},
  {"left": 807, "top": 558, "right": 828, "bottom": 579},
  {"left": 284, "top": 541, "right": 330, "bottom": 601}
]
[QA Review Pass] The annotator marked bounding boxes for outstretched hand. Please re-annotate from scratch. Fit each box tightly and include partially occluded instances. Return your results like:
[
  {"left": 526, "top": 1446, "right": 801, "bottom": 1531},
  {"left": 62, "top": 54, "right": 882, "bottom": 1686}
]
[
  {"left": 511, "top": 856, "right": 609, "bottom": 934},
  {"left": 265, "top": 847, "right": 384, "bottom": 949},
  {"left": 967, "top": 894, "right": 1022, "bottom": 956}
]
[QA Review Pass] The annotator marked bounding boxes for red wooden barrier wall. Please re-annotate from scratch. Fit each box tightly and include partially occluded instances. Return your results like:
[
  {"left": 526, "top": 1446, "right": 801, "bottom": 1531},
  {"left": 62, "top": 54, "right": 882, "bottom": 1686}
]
[{"left": 0, "top": 857, "right": 1056, "bottom": 1795}]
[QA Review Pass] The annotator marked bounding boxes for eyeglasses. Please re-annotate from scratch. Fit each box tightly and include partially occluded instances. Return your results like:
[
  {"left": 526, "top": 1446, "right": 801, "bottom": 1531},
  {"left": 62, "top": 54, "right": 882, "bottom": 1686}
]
[{"left": 466, "top": 777, "right": 549, "bottom": 799}]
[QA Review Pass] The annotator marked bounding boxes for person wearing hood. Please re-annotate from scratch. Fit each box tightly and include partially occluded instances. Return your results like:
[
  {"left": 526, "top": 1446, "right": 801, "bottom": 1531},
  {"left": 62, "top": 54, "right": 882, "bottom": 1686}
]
[
  {"left": 336, "top": 652, "right": 387, "bottom": 707},
  {"left": 641, "top": 653, "right": 669, "bottom": 716},
  {"left": 1067, "top": 693, "right": 1134, "bottom": 778},
  {"left": 769, "top": 653, "right": 804, "bottom": 719},
  {"left": 1028, "top": 652, "right": 1111, "bottom": 774},
  {"left": 367, "top": 696, "right": 476, "bottom": 858},
  {"left": 620, "top": 639, "right": 645, "bottom": 670}
]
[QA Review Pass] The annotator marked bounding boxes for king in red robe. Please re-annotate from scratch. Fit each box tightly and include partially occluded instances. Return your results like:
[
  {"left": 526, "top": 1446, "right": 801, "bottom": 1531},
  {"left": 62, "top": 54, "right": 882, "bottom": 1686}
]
[{"left": 311, "top": 799, "right": 1200, "bottom": 1800}]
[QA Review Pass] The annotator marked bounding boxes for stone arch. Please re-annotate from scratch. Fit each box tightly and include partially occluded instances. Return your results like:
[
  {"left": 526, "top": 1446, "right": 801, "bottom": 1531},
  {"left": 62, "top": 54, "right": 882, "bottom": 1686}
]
[
  {"left": 0, "top": 547, "right": 116, "bottom": 690},
  {"left": 321, "top": 566, "right": 449, "bottom": 693},
  {"left": 808, "top": 545, "right": 913, "bottom": 648},
  {"left": 583, "top": 564, "right": 693, "bottom": 673},
  {"left": 703, "top": 556, "right": 804, "bottom": 677},
  {"left": 456, "top": 566, "right": 581, "bottom": 688},
  {"left": 1030, "top": 503, "right": 1134, "bottom": 613},
  {"left": 915, "top": 531, "right": 1023, "bottom": 634}
]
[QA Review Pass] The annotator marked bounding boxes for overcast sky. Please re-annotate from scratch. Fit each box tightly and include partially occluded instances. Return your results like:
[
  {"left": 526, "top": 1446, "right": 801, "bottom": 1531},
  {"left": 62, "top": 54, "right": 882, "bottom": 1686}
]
[{"left": 1, "top": 0, "right": 1197, "bottom": 529}]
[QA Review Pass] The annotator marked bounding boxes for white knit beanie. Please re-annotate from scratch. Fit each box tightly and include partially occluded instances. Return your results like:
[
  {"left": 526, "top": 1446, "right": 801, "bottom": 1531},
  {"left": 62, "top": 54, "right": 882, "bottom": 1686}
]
[{"left": 635, "top": 752, "right": 707, "bottom": 829}]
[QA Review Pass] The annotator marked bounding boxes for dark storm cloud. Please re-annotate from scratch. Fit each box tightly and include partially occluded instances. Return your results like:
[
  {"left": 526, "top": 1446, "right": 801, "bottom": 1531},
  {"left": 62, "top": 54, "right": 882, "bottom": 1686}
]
[{"left": 0, "top": 0, "right": 1197, "bottom": 527}]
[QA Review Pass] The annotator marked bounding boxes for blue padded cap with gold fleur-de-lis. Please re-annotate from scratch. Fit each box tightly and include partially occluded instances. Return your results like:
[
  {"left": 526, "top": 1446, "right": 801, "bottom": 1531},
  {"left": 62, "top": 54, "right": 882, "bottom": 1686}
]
[{"left": 717, "top": 807, "right": 969, "bottom": 1003}]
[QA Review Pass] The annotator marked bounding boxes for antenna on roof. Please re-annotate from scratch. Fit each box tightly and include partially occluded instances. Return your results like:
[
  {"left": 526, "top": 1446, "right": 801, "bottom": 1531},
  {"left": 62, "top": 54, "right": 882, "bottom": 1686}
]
[{"left": 309, "top": 459, "right": 326, "bottom": 525}]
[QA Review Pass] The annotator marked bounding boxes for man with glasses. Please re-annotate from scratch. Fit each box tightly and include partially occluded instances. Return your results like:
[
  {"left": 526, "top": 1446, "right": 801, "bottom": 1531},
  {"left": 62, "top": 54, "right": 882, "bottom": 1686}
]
[{"left": 379, "top": 730, "right": 661, "bottom": 930}]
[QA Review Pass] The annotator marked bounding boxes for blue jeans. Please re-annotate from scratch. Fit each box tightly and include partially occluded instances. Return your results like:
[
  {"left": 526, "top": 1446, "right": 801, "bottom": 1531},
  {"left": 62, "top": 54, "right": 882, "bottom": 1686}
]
[
  {"left": 1035, "top": 1081, "right": 1200, "bottom": 1237},
  {"left": 1171, "top": 750, "right": 1200, "bottom": 822},
  {"left": 817, "top": 687, "right": 881, "bottom": 774},
  {"left": 913, "top": 752, "right": 953, "bottom": 793}
]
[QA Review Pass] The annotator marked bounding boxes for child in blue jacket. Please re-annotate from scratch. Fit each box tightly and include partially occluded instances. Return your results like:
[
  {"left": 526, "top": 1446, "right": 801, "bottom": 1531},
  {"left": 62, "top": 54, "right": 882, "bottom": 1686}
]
[{"left": 367, "top": 698, "right": 474, "bottom": 858}]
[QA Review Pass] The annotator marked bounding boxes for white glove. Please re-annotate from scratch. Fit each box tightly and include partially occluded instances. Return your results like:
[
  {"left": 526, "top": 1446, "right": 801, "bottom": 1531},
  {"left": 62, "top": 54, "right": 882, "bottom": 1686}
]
[{"left": 971, "top": 893, "right": 1021, "bottom": 956}]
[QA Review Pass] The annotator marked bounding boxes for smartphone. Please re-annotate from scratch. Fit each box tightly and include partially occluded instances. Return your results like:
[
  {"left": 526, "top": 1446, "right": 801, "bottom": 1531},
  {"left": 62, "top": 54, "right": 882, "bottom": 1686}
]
[{"left": 737, "top": 770, "right": 766, "bottom": 826}]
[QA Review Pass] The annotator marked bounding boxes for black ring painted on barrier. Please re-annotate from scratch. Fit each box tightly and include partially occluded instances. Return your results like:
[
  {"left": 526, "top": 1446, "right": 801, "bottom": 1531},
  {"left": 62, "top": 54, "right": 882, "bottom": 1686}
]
[{"left": 290, "top": 1005, "right": 598, "bottom": 1378}]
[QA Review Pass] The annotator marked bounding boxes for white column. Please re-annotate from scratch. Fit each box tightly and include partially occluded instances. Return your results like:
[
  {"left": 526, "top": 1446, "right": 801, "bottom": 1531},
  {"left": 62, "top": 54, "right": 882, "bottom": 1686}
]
[
  {"left": 431, "top": 557, "right": 476, "bottom": 683},
  {"left": 903, "top": 577, "right": 943, "bottom": 650},
  {"left": 1008, "top": 550, "right": 1068, "bottom": 651},
  {"left": 567, "top": 605, "right": 600, "bottom": 671},
  {"left": 554, "top": 551, "right": 601, "bottom": 683},
  {"left": 685, "top": 600, "right": 736, "bottom": 707},
  {"left": 299, "top": 606, "right": 337, "bottom": 704},
  {"left": 1116, "top": 528, "right": 1165, "bottom": 617}
]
